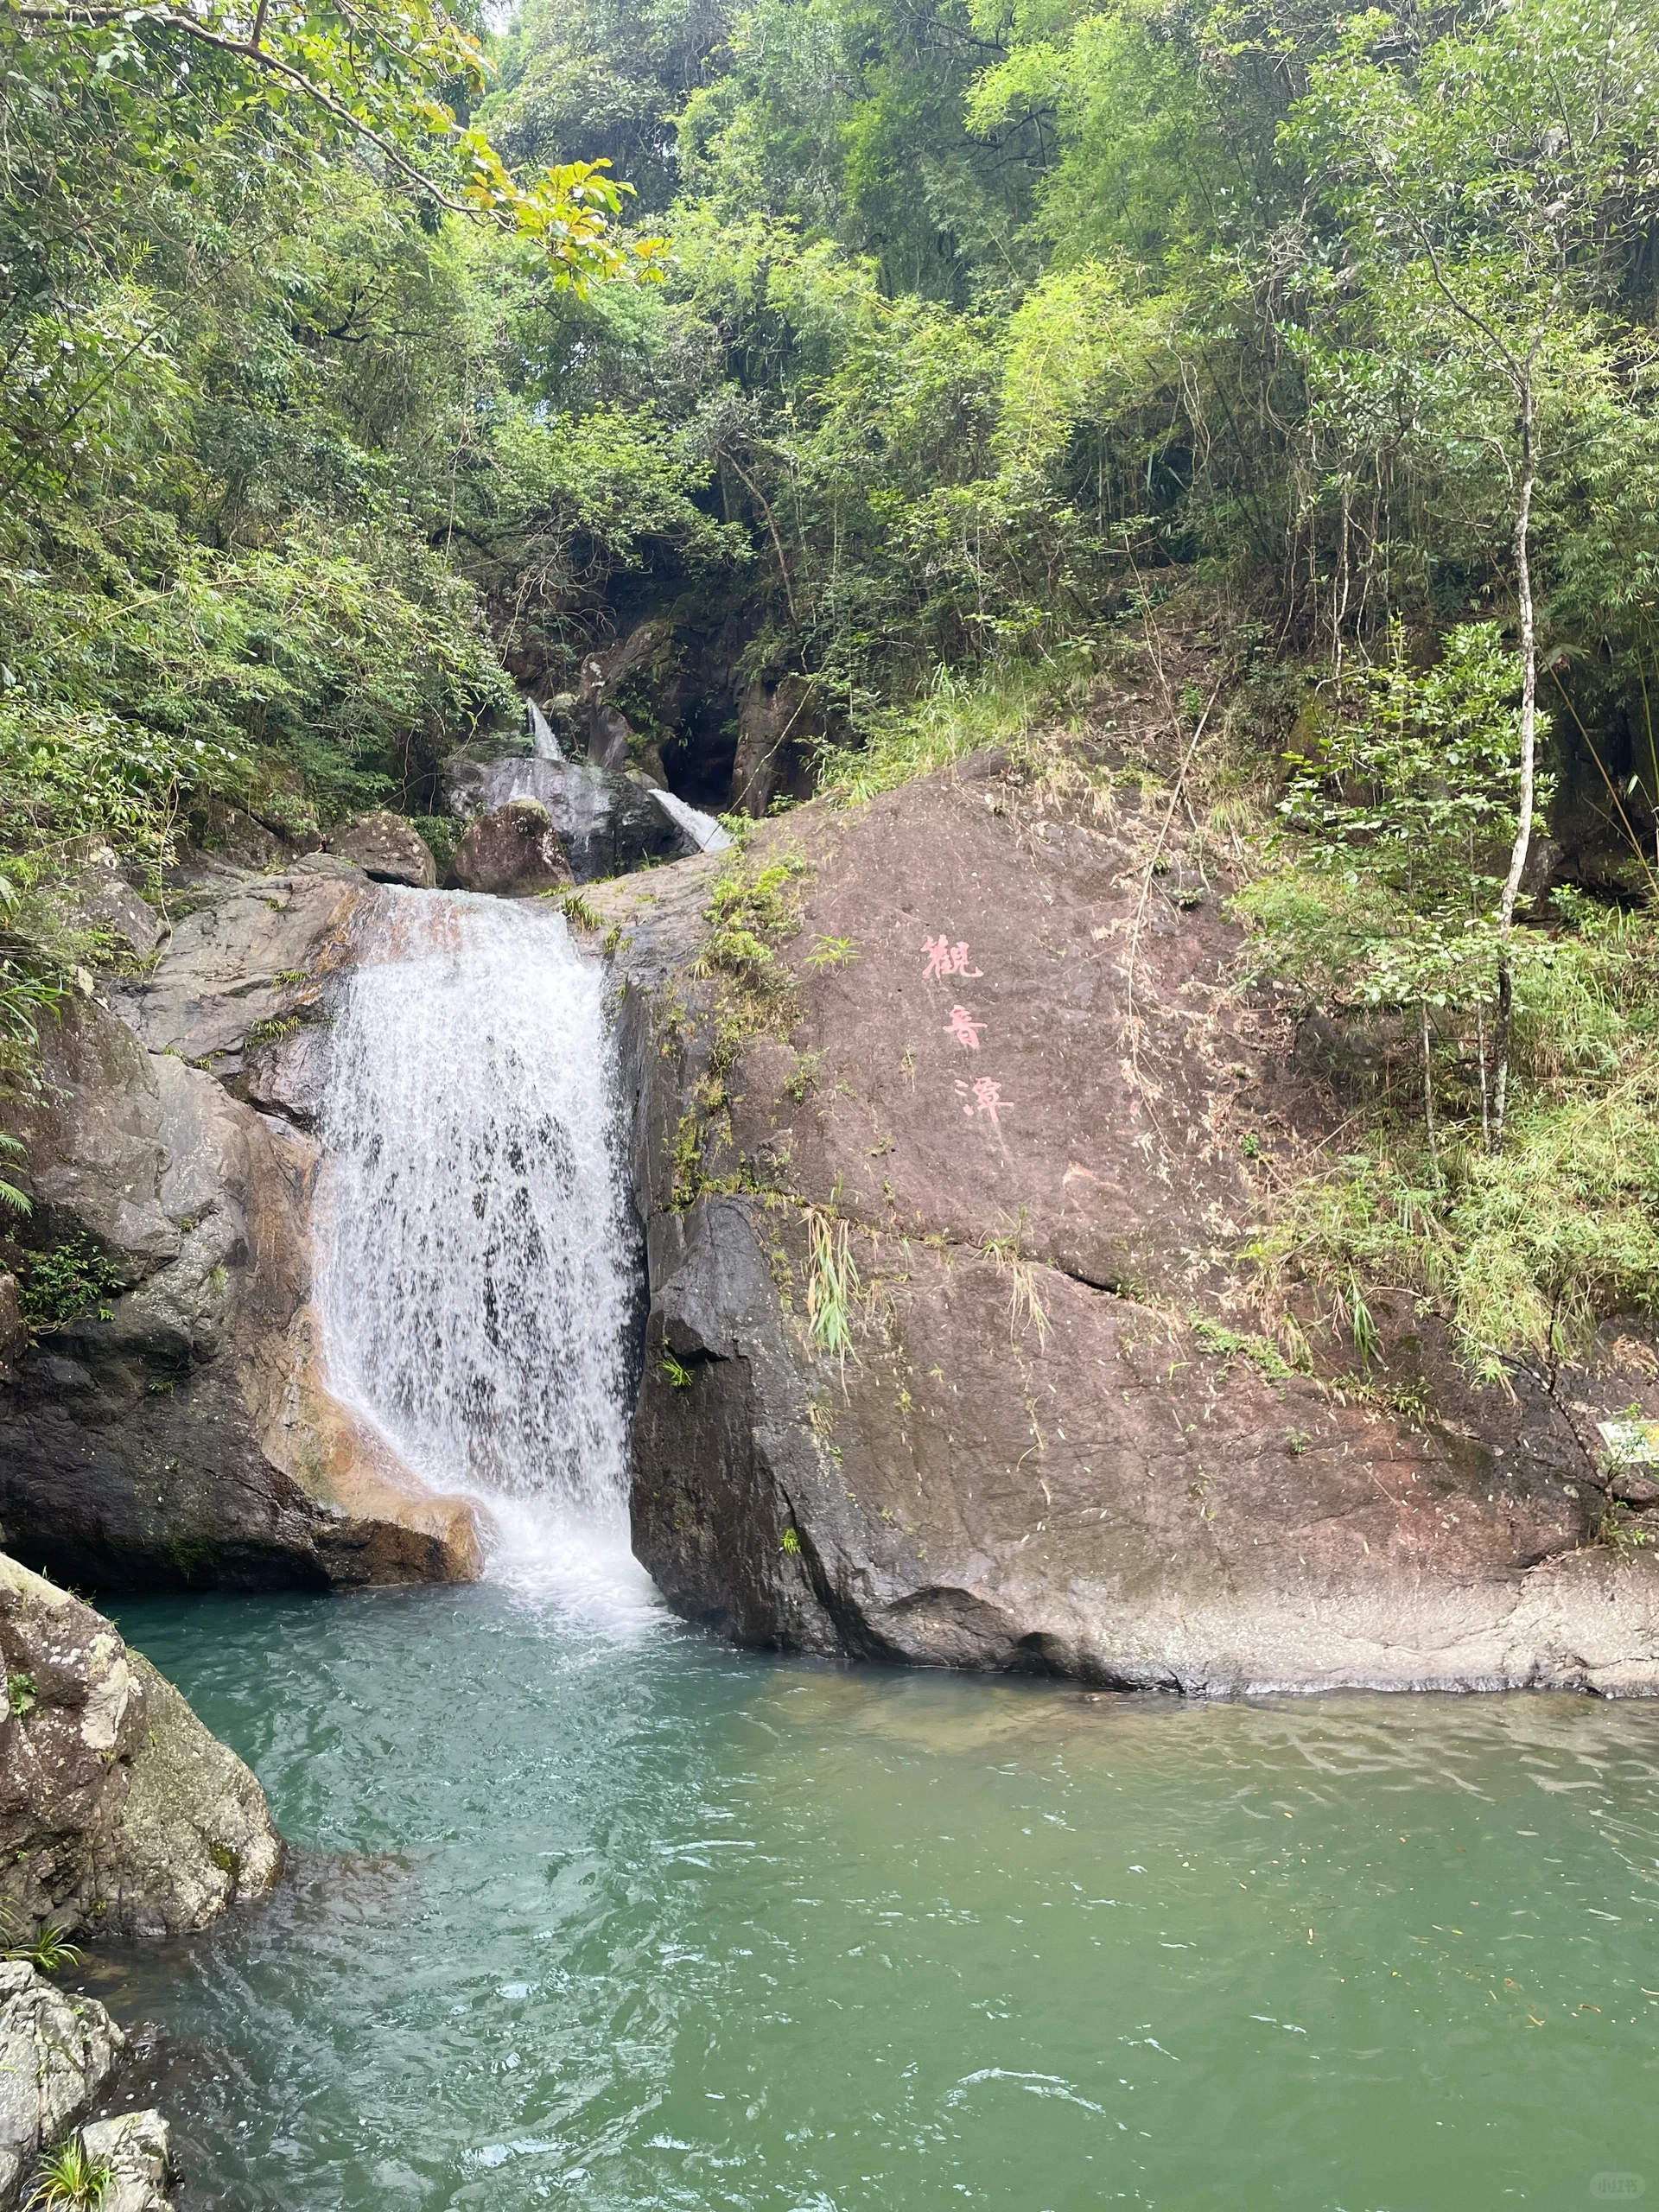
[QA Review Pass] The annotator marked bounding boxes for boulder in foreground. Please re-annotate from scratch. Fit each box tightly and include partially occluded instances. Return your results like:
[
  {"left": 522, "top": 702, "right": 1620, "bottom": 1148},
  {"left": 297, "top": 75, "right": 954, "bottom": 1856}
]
[
  {"left": 80, "top": 2110, "right": 174, "bottom": 2212},
  {"left": 0, "top": 1550, "right": 280, "bottom": 1939},
  {"left": 0, "top": 1961, "right": 174, "bottom": 2209}
]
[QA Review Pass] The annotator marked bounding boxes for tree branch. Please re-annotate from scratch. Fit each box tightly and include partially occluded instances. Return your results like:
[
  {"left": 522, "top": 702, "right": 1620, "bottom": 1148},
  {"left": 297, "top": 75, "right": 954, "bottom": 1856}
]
[{"left": 11, "top": 3, "right": 480, "bottom": 215}]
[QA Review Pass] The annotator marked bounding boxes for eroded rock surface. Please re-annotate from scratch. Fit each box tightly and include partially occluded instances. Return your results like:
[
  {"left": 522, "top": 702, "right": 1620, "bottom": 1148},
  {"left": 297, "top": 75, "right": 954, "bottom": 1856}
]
[
  {"left": 450, "top": 798, "right": 574, "bottom": 898},
  {"left": 597, "top": 751, "right": 1659, "bottom": 1693},
  {"left": 0, "top": 862, "right": 482, "bottom": 1592},
  {"left": 0, "top": 1552, "right": 280, "bottom": 1938}
]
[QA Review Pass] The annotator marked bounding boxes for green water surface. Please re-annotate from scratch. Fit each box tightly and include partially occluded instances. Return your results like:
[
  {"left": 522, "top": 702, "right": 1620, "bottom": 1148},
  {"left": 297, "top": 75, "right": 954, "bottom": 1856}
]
[{"left": 89, "top": 1580, "right": 1659, "bottom": 2210}]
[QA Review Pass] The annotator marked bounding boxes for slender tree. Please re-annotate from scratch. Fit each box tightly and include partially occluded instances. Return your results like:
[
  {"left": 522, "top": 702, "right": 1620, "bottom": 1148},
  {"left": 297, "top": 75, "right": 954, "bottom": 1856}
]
[{"left": 1292, "top": 0, "right": 1659, "bottom": 1147}]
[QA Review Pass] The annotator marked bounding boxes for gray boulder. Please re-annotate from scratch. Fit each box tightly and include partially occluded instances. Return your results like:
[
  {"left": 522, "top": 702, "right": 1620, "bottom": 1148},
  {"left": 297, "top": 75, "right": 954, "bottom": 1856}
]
[
  {"left": 0, "top": 1969, "right": 175, "bottom": 2212},
  {"left": 0, "top": 1962, "right": 124, "bottom": 2209},
  {"left": 121, "top": 857, "right": 365, "bottom": 1069},
  {"left": 323, "top": 811, "right": 436, "bottom": 888},
  {"left": 0, "top": 1551, "right": 280, "bottom": 1939},
  {"left": 56, "top": 844, "right": 162, "bottom": 962},
  {"left": 449, "top": 799, "right": 573, "bottom": 898},
  {"left": 80, "top": 2111, "right": 173, "bottom": 2212}
]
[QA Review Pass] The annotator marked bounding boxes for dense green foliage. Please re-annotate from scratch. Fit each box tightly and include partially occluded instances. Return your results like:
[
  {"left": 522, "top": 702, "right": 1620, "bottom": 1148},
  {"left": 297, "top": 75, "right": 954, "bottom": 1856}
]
[
  {"left": 0, "top": 0, "right": 662, "bottom": 1073},
  {"left": 6, "top": 0, "right": 1659, "bottom": 1367}
]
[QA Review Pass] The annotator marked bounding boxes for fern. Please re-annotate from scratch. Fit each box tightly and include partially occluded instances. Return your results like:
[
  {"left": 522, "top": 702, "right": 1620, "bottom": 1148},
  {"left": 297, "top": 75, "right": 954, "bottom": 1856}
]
[{"left": 0, "top": 1131, "right": 29, "bottom": 1217}]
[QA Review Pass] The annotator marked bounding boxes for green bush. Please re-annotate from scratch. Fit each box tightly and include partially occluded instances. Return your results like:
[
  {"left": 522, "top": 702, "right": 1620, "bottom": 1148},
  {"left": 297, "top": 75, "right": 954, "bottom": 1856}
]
[{"left": 16, "top": 1235, "right": 124, "bottom": 1335}]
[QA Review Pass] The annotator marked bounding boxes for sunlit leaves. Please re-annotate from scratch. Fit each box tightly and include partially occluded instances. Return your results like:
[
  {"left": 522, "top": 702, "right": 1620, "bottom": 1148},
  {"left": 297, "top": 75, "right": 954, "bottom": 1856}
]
[
  {"left": 1236, "top": 623, "right": 1535, "bottom": 1013},
  {"left": 10, "top": 0, "right": 665, "bottom": 284}
]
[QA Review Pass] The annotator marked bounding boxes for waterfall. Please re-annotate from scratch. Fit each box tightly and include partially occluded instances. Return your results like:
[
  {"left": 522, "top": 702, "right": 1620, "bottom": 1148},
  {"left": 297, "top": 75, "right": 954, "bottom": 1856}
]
[
  {"left": 526, "top": 698, "right": 562, "bottom": 760},
  {"left": 317, "top": 887, "right": 651, "bottom": 1609},
  {"left": 648, "top": 785, "right": 734, "bottom": 855}
]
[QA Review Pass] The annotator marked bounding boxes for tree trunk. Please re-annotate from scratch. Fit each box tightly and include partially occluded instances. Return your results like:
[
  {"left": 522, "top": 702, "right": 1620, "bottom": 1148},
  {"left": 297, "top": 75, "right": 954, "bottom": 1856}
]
[{"left": 1491, "top": 378, "right": 1539, "bottom": 1157}]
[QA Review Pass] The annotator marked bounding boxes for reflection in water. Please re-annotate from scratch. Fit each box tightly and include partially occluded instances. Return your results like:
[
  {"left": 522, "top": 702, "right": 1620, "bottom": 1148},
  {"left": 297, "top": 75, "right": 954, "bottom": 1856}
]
[{"left": 96, "top": 1588, "right": 1659, "bottom": 2212}]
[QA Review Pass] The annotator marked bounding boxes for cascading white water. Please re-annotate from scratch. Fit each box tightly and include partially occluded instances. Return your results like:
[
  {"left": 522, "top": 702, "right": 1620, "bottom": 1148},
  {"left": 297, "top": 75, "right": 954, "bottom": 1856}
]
[
  {"left": 648, "top": 785, "right": 734, "bottom": 854},
  {"left": 318, "top": 887, "right": 654, "bottom": 1615},
  {"left": 526, "top": 698, "right": 562, "bottom": 759}
]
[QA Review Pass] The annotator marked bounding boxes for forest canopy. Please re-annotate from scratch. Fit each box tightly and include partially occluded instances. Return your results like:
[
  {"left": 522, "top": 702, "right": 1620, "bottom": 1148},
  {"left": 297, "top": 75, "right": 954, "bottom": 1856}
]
[{"left": 6, "top": 0, "right": 1659, "bottom": 1367}]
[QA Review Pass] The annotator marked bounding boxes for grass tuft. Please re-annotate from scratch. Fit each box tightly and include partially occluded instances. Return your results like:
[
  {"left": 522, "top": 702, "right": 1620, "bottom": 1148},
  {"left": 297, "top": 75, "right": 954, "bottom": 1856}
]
[{"left": 806, "top": 1209, "right": 860, "bottom": 1372}]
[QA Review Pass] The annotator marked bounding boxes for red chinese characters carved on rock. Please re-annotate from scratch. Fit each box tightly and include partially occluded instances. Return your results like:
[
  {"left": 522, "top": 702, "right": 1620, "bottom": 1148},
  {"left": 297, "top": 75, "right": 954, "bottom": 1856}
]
[
  {"left": 944, "top": 1005, "right": 987, "bottom": 1050},
  {"left": 957, "top": 1077, "right": 1007, "bottom": 1126},
  {"left": 922, "top": 936, "right": 982, "bottom": 981}
]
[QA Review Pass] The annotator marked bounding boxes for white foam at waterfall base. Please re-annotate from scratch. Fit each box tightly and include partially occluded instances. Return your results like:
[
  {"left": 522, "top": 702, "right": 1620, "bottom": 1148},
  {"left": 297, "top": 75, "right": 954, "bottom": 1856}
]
[{"left": 318, "top": 887, "right": 661, "bottom": 1635}]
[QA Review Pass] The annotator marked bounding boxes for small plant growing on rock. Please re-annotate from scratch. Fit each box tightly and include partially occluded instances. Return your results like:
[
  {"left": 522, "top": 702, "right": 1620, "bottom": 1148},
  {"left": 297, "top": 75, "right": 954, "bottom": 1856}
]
[
  {"left": 779, "top": 1527, "right": 801, "bottom": 1556},
  {"left": 1189, "top": 1314, "right": 1294, "bottom": 1383},
  {"left": 17, "top": 1926, "right": 83, "bottom": 1974},
  {"left": 1590, "top": 1409, "right": 1659, "bottom": 1562},
  {"left": 1596, "top": 1499, "right": 1654, "bottom": 1562},
  {"left": 1, "top": 1914, "right": 84, "bottom": 1974},
  {"left": 28, "top": 2138, "right": 112, "bottom": 2211},
  {"left": 802, "top": 935, "right": 857, "bottom": 971},
  {"left": 806, "top": 1210, "right": 859, "bottom": 1373},
  {"left": 16, "top": 1236, "right": 123, "bottom": 1335},
  {"left": 985, "top": 1235, "right": 1049, "bottom": 1349},
  {"left": 785, "top": 1052, "right": 822, "bottom": 1103},
  {"left": 658, "top": 1350, "right": 696, "bottom": 1389},
  {"left": 559, "top": 893, "right": 605, "bottom": 932},
  {"left": 6, "top": 1673, "right": 35, "bottom": 1718},
  {"left": 695, "top": 853, "right": 809, "bottom": 991},
  {"left": 0, "top": 1132, "right": 30, "bottom": 1217}
]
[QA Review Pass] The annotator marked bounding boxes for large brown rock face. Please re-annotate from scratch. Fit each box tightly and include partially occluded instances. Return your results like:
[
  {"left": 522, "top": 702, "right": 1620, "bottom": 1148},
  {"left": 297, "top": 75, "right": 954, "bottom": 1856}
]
[
  {"left": 599, "top": 752, "right": 1659, "bottom": 1693},
  {"left": 0, "top": 860, "right": 482, "bottom": 1592},
  {"left": 449, "top": 799, "right": 573, "bottom": 898}
]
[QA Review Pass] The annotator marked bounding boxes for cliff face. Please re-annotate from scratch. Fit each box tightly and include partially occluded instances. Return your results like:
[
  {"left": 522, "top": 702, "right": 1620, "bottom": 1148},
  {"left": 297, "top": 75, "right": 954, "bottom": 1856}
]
[
  {"left": 0, "top": 858, "right": 481, "bottom": 1592},
  {"left": 600, "top": 749, "right": 1659, "bottom": 1693}
]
